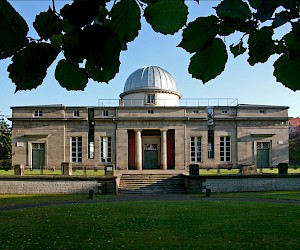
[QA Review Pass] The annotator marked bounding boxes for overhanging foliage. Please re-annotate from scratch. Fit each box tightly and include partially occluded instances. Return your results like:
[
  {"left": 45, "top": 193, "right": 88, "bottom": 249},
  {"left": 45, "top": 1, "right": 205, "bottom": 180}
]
[{"left": 0, "top": 0, "right": 300, "bottom": 91}]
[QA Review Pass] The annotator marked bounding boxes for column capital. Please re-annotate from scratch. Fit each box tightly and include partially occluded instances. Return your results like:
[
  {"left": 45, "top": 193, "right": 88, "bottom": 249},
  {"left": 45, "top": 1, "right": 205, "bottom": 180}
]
[
  {"left": 160, "top": 129, "right": 168, "bottom": 132},
  {"left": 134, "top": 129, "right": 143, "bottom": 133}
]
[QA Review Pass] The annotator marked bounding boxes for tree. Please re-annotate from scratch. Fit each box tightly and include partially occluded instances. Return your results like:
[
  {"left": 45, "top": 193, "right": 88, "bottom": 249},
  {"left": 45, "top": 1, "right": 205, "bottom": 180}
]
[
  {"left": 0, "top": 0, "right": 300, "bottom": 91},
  {"left": 290, "top": 138, "right": 300, "bottom": 165},
  {"left": 0, "top": 118, "right": 12, "bottom": 168}
]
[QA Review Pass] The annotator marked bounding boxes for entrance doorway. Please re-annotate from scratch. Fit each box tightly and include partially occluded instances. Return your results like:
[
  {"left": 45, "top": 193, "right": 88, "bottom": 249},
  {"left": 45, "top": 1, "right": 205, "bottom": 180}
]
[
  {"left": 143, "top": 143, "right": 159, "bottom": 169},
  {"left": 256, "top": 142, "right": 270, "bottom": 169},
  {"left": 32, "top": 143, "right": 45, "bottom": 169}
]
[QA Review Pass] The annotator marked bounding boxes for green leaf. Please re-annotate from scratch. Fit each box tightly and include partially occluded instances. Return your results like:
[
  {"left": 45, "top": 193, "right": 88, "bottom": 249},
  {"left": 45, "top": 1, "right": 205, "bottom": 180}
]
[
  {"left": 110, "top": 0, "right": 141, "bottom": 43},
  {"left": 215, "top": 0, "right": 252, "bottom": 20},
  {"left": 62, "top": 31, "right": 84, "bottom": 63},
  {"left": 292, "top": 22, "right": 300, "bottom": 42},
  {"left": 178, "top": 16, "right": 220, "bottom": 53},
  {"left": 230, "top": 41, "right": 247, "bottom": 57},
  {"left": 63, "top": 19, "right": 76, "bottom": 33},
  {"left": 282, "top": 31, "right": 300, "bottom": 60},
  {"left": 248, "top": 0, "right": 261, "bottom": 9},
  {"left": 188, "top": 38, "right": 228, "bottom": 83},
  {"left": 55, "top": 59, "right": 88, "bottom": 90},
  {"left": 219, "top": 20, "right": 235, "bottom": 36},
  {"left": 144, "top": 0, "right": 188, "bottom": 35},
  {"left": 50, "top": 34, "right": 63, "bottom": 50},
  {"left": 86, "top": 58, "right": 120, "bottom": 83},
  {"left": 0, "top": 0, "right": 29, "bottom": 59},
  {"left": 60, "top": 0, "right": 99, "bottom": 29},
  {"left": 225, "top": 18, "right": 258, "bottom": 33},
  {"left": 96, "top": 5, "right": 109, "bottom": 24},
  {"left": 33, "top": 7, "right": 63, "bottom": 40},
  {"left": 254, "top": 1, "right": 279, "bottom": 22},
  {"left": 81, "top": 25, "right": 122, "bottom": 68},
  {"left": 272, "top": 11, "right": 292, "bottom": 28},
  {"left": 7, "top": 42, "right": 59, "bottom": 91},
  {"left": 248, "top": 27, "right": 275, "bottom": 66},
  {"left": 273, "top": 52, "right": 300, "bottom": 91}
]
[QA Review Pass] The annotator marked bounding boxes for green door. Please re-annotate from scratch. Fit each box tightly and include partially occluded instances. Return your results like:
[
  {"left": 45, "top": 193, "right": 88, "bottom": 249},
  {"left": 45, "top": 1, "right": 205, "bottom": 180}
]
[
  {"left": 143, "top": 150, "right": 159, "bottom": 169},
  {"left": 256, "top": 142, "right": 270, "bottom": 169},
  {"left": 32, "top": 143, "right": 45, "bottom": 169}
]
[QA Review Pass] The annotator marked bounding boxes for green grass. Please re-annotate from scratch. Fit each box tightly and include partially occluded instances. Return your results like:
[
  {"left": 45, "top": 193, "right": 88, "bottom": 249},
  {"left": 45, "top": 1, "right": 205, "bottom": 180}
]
[
  {"left": 200, "top": 191, "right": 300, "bottom": 200},
  {"left": 0, "top": 199, "right": 299, "bottom": 249},
  {"left": 0, "top": 194, "right": 114, "bottom": 208},
  {"left": 0, "top": 169, "right": 105, "bottom": 176},
  {"left": 1, "top": 167, "right": 299, "bottom": 176},
  {"left": 0, "top": 192, "right": 300, "bottom": 249}
]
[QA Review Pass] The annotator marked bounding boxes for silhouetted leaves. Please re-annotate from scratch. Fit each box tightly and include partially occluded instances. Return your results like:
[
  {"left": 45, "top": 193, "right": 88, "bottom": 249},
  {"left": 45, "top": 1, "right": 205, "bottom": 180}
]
[
  {"left": 0, "top": 0, "right": 28, "bottom": 59},
  {"left": 179, "top": 16, "right": 220, "bottom": 53},
  {"left": 81, "top": 25, "right": 121, "bottom": 69},
  {"left": 1, "top": 0, "right": 300, "bottom": 91},
  {"left": 55, "top": 59, "right": 88, "bottom": 90},
  {"left": 60, "top": 0, "right": 99, "bottom": 29},
  {"left": 86, "top": 58, "right": 120, "bottom": 83},
  {"left": 248, "top": 27, "right": 275, "bottom": 65},
  {"left": 33, "top": 7, "right": 63, "bottom": 40},
  {"left": 145, "top": 0, "right": 188, "bottom": 34},
  {"left": 110, "top": 0, "right": 141, "bottom": 44},
  {"left": 189, "top": 38, "right": 228, "bottom": 83},
  {"left": 230, "top": 41, "right": 247, "bottom": 58},
  {"left": 50, "top": 34, "right": 63, "bottom": 50},
  {"left": 274, "top": 53, "right": 300, "bottom": 91},
  {"left": 8, "top": 42, "right": 59, "bottom": 91},
  {"left": 215, "top": 0, "right": 252, "bottom": 20},
  {"left": 253, "top": 1, "right": 279, "bottom": 22}
]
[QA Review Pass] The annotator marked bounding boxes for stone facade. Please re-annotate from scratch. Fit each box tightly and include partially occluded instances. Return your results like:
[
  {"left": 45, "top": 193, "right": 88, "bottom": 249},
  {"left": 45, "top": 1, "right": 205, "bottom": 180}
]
[
  {"left": 0, "top": 176, "right": 117, "bottom": 194},
  {"left": 9, "top": 66, "right": 289, "bottom": 173},
  {"left": 184, "top": 175, "right": 300, "bottom": 193},
  {"left": 10, "top": 104, "right": 289, "bottom": 172}
]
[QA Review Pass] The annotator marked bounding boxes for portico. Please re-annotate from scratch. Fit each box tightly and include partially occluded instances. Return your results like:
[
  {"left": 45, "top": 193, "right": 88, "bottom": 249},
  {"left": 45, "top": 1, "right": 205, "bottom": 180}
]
[{"left": 132, "top": 129, "right": 171, "bottom": 170}]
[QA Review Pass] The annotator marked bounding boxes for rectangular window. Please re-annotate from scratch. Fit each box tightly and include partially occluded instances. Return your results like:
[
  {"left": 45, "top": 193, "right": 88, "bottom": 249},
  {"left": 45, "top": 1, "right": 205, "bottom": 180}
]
[
  {"left": 222, "top": 110, "right": 228, "bottom": 114},
  {"left": 34, "top": 110, "right": 42, "bottom": 117},
  {"left": 147, "top": 110, "right": 154, "bottom": 114},
  {"left": 220, "top": 136, "right": 230, "bottom": 162},
  {"left": 71, "top": 137, "right": 82, "bottom": 163},
  {"left": 102, "top": 110, "right": 109, "bottom": 116},
  {"left": 146, "top": 94, "right": 155, "bottom": 104},
  {"left": 100, "top": 137, "right": 111, "bottom": 163},
  {"left": 193, "top": 110, "right": 199, "bottom": 114},
  {"left": 191, "top": 137, "right": 201, "bottom": 162},
  {"left": 73, "top": 110, "right": 80, "bottom": 117}
]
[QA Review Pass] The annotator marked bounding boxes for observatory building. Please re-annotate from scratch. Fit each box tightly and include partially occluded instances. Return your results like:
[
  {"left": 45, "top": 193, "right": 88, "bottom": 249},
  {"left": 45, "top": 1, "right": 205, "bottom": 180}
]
[{"left": 10, "top": 66, "right": 289, "bottom": 173}]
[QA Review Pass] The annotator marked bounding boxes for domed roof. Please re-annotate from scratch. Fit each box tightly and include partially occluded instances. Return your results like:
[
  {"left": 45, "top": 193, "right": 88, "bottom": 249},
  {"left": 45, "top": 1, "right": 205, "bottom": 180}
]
[{"left": 123, "top": 66, "right": 178, "bottom": 92}]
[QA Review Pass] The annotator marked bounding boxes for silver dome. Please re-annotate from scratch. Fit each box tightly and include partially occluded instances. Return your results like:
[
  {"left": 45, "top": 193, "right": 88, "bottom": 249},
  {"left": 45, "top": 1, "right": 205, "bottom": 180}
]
[{"left": 123, "top": 66, "right": 178, "bottom": 92}]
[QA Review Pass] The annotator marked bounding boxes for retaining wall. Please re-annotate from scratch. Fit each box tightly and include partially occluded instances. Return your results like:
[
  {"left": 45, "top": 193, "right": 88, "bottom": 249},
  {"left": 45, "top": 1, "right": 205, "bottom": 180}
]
[
  {"left": 0, "top": 176, "right": 117, "bottom": 194},
  {"left": 184, "top": 174, "right": 300, "bottom": 193}
]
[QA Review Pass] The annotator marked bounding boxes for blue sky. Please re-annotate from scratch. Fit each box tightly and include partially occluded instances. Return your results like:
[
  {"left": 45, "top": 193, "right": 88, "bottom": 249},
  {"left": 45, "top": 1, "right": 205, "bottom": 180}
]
[{"left": 1, "top": 0, "right": 299, "bottom": 119}]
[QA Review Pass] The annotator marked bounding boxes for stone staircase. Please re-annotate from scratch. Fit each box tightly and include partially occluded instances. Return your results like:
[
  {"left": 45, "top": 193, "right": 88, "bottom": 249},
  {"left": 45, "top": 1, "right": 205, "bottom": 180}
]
[{"left": 118, "top": 174, "right": 186, "bottom": 194}]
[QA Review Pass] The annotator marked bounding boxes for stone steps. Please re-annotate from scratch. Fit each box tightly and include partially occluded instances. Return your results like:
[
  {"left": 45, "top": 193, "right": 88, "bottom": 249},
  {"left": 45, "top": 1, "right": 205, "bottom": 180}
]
[{"left": 118, "top": 174, "right": 186, "bottom": 194}]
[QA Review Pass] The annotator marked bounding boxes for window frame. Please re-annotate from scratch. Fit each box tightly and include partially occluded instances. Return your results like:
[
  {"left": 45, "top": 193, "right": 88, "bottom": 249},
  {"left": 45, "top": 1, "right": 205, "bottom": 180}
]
[
  {"left": 100, "top": 136, "right": 112, "bottom": 163},
  {"left": 73, "top": 110, "right": 80, "bottom": 117},
  {"left": 220, "top": 136, "right": 231, "bottom": 162},
  {"left": 71, "top": 137, "right": 82, "bottom": 163},
  {"left": 34, "top": 110, "right": 43, "bottom": 117},
  {"left": 102, "top": 110, "right": 109, "bottom": 117},
  {"left": 190, "top": 136, "right": 201, "bottom": 163},
  {"left": 146, "top": 94, "right": 155, "bottom": 105}
]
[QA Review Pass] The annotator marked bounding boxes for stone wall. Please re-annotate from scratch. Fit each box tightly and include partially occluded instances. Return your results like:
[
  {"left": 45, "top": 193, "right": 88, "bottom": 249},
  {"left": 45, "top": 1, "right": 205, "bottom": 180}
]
[
  {"left": 0, "top": 176, "right": 117, "bottom": 194},
  {"left": 184, "top": 174, "right": 300, "bottom": 193}
]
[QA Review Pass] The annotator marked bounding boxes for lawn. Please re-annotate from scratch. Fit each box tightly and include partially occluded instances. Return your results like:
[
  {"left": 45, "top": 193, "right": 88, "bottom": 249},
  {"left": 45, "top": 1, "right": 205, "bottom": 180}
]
[{"left": 0, "top": 193, "right": 300, "bottom": 249}]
